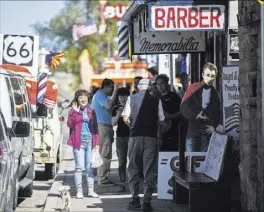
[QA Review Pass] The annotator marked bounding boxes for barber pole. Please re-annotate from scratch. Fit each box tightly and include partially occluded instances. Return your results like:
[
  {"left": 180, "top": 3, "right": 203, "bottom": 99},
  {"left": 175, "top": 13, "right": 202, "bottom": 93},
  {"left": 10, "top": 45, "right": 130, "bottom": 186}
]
[
  {"left": 118, "top": 21, "right": 129, "bottom": 59},
  {"left": 37, "top": 72, "right": 47, "bottom": 104}
]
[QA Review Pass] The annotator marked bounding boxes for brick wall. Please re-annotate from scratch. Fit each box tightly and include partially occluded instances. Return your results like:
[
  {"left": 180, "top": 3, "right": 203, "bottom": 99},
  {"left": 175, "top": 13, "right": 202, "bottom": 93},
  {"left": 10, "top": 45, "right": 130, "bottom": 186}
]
[{"left": 238, "top": 0, "right": 263, "bottom": 211}]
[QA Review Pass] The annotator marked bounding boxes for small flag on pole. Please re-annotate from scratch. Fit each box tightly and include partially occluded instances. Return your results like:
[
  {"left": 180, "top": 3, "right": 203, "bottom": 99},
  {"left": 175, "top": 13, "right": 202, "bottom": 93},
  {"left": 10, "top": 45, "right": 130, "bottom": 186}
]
[
  {"left": 72, "top": 17, "right": 98, "bottom": 41},
  {"left": 45, "top": 52, "right": 64, "bottom": 69}
]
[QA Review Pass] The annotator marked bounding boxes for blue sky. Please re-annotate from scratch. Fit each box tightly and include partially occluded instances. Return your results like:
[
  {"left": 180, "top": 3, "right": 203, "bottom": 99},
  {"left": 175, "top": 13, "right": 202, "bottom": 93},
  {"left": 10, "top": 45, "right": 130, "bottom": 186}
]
[{"left": 0, "top": 1, "right": 66, "bottom": 35}]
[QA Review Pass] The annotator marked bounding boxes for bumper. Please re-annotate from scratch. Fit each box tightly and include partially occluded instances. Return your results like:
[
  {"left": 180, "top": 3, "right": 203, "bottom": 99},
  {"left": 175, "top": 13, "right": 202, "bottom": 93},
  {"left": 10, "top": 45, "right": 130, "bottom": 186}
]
[{"left": 35, "top": 156, "right": 56, "bottom": 164}]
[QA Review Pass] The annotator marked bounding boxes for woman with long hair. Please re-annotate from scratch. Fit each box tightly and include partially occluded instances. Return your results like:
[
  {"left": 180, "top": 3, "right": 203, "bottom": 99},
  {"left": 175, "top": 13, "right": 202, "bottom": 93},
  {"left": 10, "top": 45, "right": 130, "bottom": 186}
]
[{"left": 67, "top": 89, "right": 99, "bottom": 199}]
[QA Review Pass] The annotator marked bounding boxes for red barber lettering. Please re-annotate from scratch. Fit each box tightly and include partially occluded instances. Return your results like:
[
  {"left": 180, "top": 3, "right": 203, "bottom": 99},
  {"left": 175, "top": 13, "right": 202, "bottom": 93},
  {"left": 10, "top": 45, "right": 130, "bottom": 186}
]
[
  {"left": 210, "top": 7, "right": 221, "bottom": 28},
  {"left": 177, "top": 7, "right": 187, "bottom": 28},
  {"left": 155, "top": 8, "right": 166, "bottom": 28},
  {"left": 199, "top": 7, "right": 210, "bottom": 28},
  {"left": 188, "top": 7, "right": 199, "bottom": 28},
  {"left": 167, "top": 7, "right": 176, "bottom": 28},
  {"left": 152, "top": 5, "right": 224, "bottom": 30}
]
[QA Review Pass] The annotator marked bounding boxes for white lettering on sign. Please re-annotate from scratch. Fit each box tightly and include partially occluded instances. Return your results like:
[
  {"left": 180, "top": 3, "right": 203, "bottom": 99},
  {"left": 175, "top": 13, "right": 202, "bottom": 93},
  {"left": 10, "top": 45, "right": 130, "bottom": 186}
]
[
  {"left": 104, "top": 5, "right": 128, "bottom": 20},
  {"left": 150, "top": 5, "right": 225, "bottom": 31}
]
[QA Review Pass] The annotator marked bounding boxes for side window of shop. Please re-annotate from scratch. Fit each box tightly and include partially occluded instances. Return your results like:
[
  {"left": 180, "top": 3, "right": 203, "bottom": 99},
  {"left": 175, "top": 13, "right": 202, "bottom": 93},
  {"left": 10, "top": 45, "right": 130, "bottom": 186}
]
[
  {"left": 10, "top": 77, "right": 26, "bottom": 118},
  {"left": 19, "top": 79, "right": 30, "bottom": 119},
  {"left": 5, "top": 77, "right": 15, "bottom": 117}
]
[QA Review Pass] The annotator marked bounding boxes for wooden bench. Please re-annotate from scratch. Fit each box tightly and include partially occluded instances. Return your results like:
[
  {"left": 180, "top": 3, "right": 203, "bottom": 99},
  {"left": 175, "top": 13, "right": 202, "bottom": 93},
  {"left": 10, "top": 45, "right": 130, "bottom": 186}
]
[{"left": 173, "top": 132, "right": 232, "bottom": 212}]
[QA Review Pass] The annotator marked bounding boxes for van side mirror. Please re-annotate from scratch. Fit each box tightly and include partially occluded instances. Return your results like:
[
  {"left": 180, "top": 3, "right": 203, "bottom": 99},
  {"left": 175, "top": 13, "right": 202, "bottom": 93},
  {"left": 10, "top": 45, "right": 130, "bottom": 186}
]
[
  {"left": 11, "top": 121, "right": 30, "bottom": 137},
  {"left": 61, "top": 99, "right": 71, "bottom": 109}
]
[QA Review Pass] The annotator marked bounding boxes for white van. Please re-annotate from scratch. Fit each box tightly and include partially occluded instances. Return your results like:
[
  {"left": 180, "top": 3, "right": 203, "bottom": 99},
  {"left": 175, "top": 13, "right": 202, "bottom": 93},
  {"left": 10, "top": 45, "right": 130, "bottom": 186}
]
[{"left": 0, "top": 67, "right": 35, "bottom": 210}]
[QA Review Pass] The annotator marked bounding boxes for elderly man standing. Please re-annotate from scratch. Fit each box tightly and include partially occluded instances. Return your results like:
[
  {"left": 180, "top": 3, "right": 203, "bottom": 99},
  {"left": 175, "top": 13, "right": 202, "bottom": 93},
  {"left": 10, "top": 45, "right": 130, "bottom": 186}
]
[
  {"left": 123, "top": 79, "right": 165, "bottom": 212},
  {"left": 91, "top": 78, "right": 118, "bottom": 186}
]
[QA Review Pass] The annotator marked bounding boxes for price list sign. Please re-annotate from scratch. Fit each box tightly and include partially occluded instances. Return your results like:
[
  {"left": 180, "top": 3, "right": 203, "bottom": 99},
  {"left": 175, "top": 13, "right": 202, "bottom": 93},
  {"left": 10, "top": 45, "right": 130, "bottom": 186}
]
[{"left": 0, "top": 34, "right": 39, "bottom": 77}]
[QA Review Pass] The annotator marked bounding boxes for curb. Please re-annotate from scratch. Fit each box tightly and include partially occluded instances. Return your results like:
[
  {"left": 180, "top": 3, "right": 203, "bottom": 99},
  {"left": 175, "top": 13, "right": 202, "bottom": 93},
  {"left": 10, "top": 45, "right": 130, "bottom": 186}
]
[
  {"left": 43, "top": 145, "right": 72, "bottom": 212},
  {"left": 42, "top": 165, "right": 66, "bottom": 212}
]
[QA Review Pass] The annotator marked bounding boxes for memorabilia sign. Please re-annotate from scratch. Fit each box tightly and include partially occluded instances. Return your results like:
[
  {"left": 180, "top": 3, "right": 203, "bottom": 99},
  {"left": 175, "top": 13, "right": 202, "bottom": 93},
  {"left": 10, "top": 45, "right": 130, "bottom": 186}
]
[
  {"left": 149, "top": 5, "right": 225, "bottom": 31},
  {"left": 132, "top": 18, "right": 206, "bottom": 54},
  {"left": 157, "top": 152, "right": 207, "bottom": 200},
  {"left": 0, "top": 34, "right": 39, "bottom": 77},
  {"left": 222, "top": 66, "right": 240, "bottom": 141},
  {"left": 104, "top": 5, "right": 128, "bottom": 20},
  {"left": 228, "top": 28, "right": 239, "bottom": 61}
]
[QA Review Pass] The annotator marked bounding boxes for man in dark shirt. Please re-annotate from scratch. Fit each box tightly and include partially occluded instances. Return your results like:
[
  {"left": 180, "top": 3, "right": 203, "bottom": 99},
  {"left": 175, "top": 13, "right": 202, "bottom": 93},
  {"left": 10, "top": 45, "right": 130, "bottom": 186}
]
[{"left": 156, "top": 74, "right": 182, "bottom": 151}]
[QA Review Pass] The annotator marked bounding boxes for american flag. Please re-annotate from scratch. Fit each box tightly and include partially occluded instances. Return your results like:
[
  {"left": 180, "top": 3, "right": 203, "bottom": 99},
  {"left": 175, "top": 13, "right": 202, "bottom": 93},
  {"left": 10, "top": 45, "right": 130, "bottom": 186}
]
[
  {"left": 72, "top": 17, "right": 97, "bottom": 41},
  {"left": 224, "top": 103, "right": 240, "bottom": 133}
]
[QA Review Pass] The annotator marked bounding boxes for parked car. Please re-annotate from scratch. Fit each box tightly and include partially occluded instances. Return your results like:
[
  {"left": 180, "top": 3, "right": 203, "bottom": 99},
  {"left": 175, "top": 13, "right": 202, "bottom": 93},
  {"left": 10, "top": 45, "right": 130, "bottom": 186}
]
[
  {"left": 0, "top": 67, "right": 35, "bottom": 210},
  {"left": 0, "top": 108, "right": 15, "bottom": 212}
]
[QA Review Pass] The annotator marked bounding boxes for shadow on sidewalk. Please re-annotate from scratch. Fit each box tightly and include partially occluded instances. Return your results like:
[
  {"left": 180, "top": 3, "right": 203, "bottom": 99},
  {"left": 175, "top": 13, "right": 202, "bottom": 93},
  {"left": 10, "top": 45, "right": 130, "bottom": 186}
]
[{"left": 49, "top": 168, "right": 186, "bottom": 212}]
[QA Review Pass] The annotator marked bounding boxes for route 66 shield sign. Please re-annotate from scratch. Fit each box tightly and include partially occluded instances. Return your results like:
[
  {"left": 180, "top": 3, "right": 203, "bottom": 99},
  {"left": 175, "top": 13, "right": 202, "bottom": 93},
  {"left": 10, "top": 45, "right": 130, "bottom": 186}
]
[{"left": 0, "top": 34, "right": 39, "bottom": 77}]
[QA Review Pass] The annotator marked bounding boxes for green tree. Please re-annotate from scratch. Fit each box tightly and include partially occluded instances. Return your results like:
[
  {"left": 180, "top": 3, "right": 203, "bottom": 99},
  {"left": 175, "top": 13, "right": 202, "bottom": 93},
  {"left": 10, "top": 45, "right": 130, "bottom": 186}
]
[{"left": 33, "top": 0, "right": 130, "bottom": 88}]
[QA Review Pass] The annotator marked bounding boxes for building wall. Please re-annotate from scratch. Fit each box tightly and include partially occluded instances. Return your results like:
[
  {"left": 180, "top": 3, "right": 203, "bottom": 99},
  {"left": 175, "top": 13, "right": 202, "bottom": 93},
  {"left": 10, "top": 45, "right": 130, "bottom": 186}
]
[{"left": 238, "top": 0, "right": 263, "bottom": 211}]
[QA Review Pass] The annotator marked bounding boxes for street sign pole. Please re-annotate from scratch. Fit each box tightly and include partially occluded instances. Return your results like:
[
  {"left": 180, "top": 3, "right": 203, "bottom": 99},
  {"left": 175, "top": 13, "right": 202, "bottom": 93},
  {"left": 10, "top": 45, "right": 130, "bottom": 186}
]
[{"left": 261, "top": 5, "right": 264, "bottom": 138}]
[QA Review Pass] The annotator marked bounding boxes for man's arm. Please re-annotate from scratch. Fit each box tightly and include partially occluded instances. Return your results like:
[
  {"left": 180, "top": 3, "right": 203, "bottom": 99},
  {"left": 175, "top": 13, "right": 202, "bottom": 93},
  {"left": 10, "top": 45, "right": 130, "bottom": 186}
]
[
  {"left": 122, "top": 96, "right": 131, "bottom": 127},
  {"left": 97, "top": 88, "right": 118, "bottom": 110},
  {"left": 158, "top": 100, "right": 165, "bottom": 122},
  {"left": 103, "top": 88, "right": 118, "bottom": 110},
  {"left": 112, "top": 107, "right": 122, "bottom": 126}
]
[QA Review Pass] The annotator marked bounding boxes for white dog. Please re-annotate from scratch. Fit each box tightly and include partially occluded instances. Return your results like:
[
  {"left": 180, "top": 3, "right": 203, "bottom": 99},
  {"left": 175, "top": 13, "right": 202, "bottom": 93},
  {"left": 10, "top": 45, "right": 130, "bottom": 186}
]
[{"left": 58, "top": 185, "right": 71, "bottom": 212}]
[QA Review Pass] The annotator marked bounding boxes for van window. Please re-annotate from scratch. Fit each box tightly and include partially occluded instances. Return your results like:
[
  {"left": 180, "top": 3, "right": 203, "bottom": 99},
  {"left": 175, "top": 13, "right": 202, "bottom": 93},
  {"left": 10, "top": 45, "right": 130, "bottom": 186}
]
[
  {"left": 0, "top": 117, "right": 4, "bottom": 141},
  {"left": 10, "top": 78, "right": 26, "bottom": 118},
  {"left": 18, "top": 79, "right": 30, "bottom": 118},
  {"left": 5, "top": 78, "right": 15, "bottom": 116}
]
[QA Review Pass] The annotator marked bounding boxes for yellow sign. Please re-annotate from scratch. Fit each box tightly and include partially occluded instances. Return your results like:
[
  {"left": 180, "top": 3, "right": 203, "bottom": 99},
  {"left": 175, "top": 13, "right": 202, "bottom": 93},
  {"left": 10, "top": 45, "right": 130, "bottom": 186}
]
[{"left": 258, "top": 0, "right": 264, "bottom": 5}]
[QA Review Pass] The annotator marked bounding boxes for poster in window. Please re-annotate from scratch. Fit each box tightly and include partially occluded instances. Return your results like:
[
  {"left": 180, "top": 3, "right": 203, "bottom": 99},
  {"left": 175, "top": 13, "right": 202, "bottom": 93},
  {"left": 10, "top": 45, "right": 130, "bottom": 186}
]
[{"left": 228, "top": 28, "right": 239, "bottom": 61}]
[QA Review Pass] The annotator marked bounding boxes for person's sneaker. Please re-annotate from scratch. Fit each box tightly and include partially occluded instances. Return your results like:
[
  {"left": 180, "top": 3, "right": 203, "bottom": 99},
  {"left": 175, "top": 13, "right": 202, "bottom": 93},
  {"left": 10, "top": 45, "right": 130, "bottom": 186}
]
[
  {"left": 127, "top": 197, "right": 141, "bottom": 210},
  {"left": 117, "top": 183, "right": 126, "bottom": 192},
  {"left": 88, "top": 191, "right": 99, "bottom": 198},
  {"left": 141, "top": 202, "right": 153, "bottom": 212},
  {"left": 99, "top": 180, "right": 115, "bottom": 186},
  {"left": 76, "top": 191, "right": 84, "bottom": 199}
]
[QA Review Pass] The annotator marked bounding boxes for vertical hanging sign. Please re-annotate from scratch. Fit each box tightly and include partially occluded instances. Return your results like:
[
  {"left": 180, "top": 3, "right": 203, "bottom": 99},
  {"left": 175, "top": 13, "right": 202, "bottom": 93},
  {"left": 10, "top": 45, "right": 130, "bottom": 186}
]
[{"left": 222, "top": 66, "right": 240, "bottom": 141}]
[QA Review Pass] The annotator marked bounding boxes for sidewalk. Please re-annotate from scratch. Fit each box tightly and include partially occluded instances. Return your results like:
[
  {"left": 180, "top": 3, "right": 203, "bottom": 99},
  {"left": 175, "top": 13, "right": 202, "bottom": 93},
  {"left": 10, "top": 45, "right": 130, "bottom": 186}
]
[{"left": 43, "top": 143, "right": 188, "bottom": 212}]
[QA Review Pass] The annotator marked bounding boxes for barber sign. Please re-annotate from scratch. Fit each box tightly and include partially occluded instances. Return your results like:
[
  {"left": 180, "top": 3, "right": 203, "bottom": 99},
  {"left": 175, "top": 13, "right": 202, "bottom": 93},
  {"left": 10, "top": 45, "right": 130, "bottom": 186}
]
[{"left": 149, "top": 5, "right": 225, "bottom": 31}]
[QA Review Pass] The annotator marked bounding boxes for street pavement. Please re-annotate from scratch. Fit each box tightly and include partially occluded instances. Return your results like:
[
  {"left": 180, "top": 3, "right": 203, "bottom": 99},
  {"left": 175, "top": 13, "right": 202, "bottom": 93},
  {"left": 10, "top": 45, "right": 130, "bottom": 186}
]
[
  {"left": 43, "top": 141, "right": 188, "bottom": 212},
  {"left": 15, "top": 165, "right": 53, "bottom": 212}
]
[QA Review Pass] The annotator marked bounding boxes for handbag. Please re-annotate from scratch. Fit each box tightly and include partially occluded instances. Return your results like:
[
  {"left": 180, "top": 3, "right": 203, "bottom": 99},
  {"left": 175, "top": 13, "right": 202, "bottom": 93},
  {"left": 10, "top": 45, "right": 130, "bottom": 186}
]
[{"left": 91, "top": 148, "right": 103, "bottom": 168}]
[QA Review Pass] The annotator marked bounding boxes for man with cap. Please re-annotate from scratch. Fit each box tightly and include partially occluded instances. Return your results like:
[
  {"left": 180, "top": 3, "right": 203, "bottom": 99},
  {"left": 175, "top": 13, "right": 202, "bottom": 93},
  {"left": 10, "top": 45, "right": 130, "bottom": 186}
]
[{"left": 122, "top": 79, "right": 165, "bottom": 212}]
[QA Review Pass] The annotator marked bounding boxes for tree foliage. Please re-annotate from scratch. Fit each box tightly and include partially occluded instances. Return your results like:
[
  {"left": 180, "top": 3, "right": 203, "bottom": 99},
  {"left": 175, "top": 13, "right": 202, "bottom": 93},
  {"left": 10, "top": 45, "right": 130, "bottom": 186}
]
[{"left": 33, "top": 0, "right": 131, "bottom": 88}]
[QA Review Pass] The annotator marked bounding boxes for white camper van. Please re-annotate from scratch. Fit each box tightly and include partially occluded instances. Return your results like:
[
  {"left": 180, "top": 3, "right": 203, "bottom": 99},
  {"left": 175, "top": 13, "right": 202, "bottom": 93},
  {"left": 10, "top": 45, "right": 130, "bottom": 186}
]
[{"left": 0, "top": 67, "right": 35, "bottom": 210}]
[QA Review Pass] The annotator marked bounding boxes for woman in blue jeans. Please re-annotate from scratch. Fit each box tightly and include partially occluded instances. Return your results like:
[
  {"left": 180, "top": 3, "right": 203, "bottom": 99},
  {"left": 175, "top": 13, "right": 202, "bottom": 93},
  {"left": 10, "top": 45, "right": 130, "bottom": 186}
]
[{"left": 67, "top": 89, "right": 100, "bottom": 199}]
